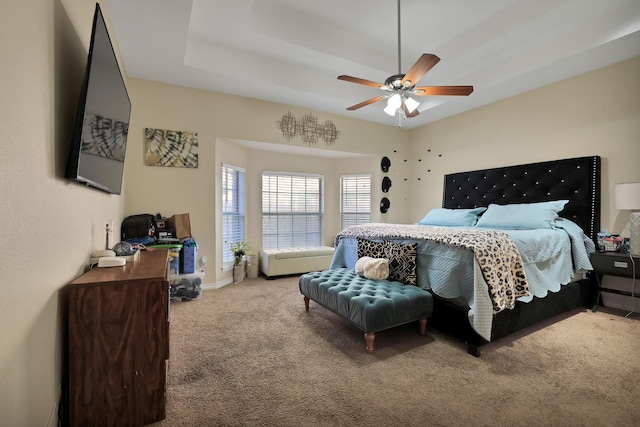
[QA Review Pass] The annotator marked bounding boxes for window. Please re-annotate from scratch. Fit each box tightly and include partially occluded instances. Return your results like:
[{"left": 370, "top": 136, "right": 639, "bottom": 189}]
[
  {"left": 262, "top": 172, "right": 324, "bottom": 250},
  {"left": 340, "top": 174, "right": 371, "bottom": 230},
  {"left": 222, "top": 164, "right": 245, "bottom": 264}
]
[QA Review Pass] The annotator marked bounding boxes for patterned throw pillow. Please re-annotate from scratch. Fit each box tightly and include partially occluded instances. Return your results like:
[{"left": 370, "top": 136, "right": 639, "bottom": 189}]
[
  {"left": 357, "top": 238, "right": 386, "bottom": 259},
  {"left": 385, "top": 241, "right": 417, "bottom": 286}
]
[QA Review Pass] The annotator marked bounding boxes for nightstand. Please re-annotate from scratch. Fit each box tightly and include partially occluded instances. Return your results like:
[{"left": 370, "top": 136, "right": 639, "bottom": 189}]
[{"left": 590, "top": 251, "right": 639, "bottom": 312}]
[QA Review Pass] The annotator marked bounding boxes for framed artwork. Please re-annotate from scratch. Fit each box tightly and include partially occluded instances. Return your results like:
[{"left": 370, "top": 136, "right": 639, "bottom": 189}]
[{"left": 144, "top": 128, "right": 198, "bottom": 168}]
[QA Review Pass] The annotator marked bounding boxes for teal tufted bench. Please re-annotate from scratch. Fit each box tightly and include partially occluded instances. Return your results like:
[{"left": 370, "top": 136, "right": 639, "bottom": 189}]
[{"left": 299, "top": 268, "right": 434, "bottom": 353}]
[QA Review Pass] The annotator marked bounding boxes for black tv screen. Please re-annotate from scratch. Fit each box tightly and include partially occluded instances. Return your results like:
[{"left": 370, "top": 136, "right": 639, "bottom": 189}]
[{"left": 66, "top": 3, "right": 131, "bottom": 195}]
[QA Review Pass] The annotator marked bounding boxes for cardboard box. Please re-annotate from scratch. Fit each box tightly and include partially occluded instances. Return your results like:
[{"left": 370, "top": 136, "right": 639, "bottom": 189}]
[{"left": 168, "top": 213, "right": 191, "bottom": 239}]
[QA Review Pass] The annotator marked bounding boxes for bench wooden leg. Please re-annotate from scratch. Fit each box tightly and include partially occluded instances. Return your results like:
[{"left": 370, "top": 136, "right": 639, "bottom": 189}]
[
  {"left": 303, "top": 296, "right": 310, "bottom": 312},
  {"left": 418, "top": 317, "right": 427, "bottom": 335},
  {"left": 364, "top": 332, "right": 375, "bottom": 353}
]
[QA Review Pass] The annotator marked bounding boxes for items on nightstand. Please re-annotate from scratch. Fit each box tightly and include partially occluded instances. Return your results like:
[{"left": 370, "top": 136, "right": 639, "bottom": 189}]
[{"left": 597, "top": 230, "right": 622, "bottom": 252}]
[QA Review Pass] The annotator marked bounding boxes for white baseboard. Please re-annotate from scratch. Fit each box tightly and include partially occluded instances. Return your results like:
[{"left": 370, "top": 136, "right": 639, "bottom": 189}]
[
  {"left": 202, "top": 278, "right": 233, "bottom": 290},
  {"left": 48, "top": 388, "right": 61, "bottom": 427}
]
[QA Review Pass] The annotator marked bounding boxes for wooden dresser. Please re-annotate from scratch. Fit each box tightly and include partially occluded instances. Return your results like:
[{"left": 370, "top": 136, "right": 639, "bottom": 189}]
[{"left": 66, "top": 249, "right": 169, "bottom": 427}]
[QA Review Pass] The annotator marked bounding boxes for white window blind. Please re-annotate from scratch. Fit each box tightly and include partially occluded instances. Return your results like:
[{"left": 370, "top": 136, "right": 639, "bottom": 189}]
[
  {"left": 340, "top": 174, "right": 371, "bottom": 230},
  {"left": 262, "top": 172, "right": 324, "bottom": 250},
  {"left": 222, "top": 163, "right": 245, "bottom": 264}
]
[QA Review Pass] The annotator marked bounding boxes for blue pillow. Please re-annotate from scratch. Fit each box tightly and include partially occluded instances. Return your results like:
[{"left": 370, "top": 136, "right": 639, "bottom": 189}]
[
  {"left": 417, "top": 207, "right": 487, "bottom": 227},
  {"left": 475, "top": 200, "right": 568, "bottom": 230}
]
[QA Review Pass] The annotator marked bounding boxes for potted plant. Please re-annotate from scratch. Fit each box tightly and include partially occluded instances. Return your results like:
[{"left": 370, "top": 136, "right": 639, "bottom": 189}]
[{"left": 229, "top": 240, "right": 251, "bottom": 282}]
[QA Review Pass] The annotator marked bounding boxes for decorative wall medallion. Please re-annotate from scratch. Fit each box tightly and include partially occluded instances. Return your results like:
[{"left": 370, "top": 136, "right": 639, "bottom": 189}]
[
  {"left": 275, "top": 111, "right": 340, "bottom": 146},
  {"left": 144, "top": 128, "right": 198, "bottom": 168},
  {"left": 275, "top": 111, "right": 298, "bottom": 142}
]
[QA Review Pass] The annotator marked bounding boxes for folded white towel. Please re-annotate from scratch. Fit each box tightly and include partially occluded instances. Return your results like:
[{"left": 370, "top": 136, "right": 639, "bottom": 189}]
[
  {"left": 355, "top": 256, "right": 372, "bottom": 277},
  {"left": 363, "top": 258, "right": 389, "bottom": 281}
]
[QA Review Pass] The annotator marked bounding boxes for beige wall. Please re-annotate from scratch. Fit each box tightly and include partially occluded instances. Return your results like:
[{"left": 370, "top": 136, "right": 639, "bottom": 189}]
[
  {"left": 408, "top": 56, "right": 640, "bottom": 235},
  {"left": 1, "top": 0, "right": 638, "bottom": 423},
  {"left": 0, "top": 0, "right": 128, "bottom": 425},
  {"left": 126, "top": 57, "right": 640, "bottom": 286},
  {"left": 125, "top": 78, "right": 410, "bottom": 285}
]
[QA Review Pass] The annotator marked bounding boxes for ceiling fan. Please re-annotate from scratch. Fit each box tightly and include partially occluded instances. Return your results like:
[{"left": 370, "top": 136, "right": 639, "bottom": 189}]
[{"left": 337, "top": 0, "right": 473, "bottom": 121}]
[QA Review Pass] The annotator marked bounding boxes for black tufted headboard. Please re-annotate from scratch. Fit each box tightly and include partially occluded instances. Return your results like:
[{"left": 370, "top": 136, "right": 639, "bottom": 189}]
[{"left": 442, "top": 156, "right": 601, "bottom": 242}]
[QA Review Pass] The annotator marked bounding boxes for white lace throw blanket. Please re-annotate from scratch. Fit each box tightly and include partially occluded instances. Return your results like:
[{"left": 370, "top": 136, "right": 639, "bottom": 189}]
[{"left": 335, "top": 223, "right": 530, "bottom": 313}]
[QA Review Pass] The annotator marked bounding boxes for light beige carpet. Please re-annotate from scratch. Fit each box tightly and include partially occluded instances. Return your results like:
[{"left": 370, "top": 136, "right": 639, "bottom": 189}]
[{"left": 154, "top": 275, "right": 640, "bottom": 427}]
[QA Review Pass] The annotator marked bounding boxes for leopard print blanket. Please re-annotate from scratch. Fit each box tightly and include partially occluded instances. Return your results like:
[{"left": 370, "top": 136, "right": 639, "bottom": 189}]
[{"left": 335, "top": 223, "right": 530, "bottom": 313}]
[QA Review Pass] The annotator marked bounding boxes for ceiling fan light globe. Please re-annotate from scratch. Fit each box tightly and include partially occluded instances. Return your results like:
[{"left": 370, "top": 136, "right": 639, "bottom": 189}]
[
  {"left": 384, "top": 105, "right": 397, "bottom": 116},
  {"left": 405, "top": 97, "right": 420, "bottom": 113},
  {"left": 387, "top": 93, "right": 402, "bottom": 109}
]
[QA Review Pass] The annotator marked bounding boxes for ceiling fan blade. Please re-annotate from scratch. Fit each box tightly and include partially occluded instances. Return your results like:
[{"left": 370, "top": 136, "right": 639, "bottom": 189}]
[
  {"left": 402, "top": 103, "right": 419, "bottom": 118},
  {"left": 346, "top": 95, "right": 387, "bottom": 111},
  {"left": 338, "top": 75, "right": 387, "bottom": 90},
  {"left": 414, "top": 86, "right": 474, "bottom": 96},
  {"left": 401, "top": 54, "right": 440, "bottom": 87}
]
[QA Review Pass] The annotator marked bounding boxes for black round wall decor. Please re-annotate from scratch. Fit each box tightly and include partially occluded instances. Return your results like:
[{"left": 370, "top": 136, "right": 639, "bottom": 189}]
[
  {"left": 381, "top": 156, "right": 390, "bottom": 172},
  {"left": 380, "top": 197, "right": 390, "bottom": 214},
  {"left": 382, "top": 176, "right": 392, "bottom": 193}
]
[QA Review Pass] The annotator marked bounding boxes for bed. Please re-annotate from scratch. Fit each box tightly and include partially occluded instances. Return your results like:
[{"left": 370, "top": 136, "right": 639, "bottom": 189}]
[{"left": 330, "top": 156, "right": 601, "bottom": 356}]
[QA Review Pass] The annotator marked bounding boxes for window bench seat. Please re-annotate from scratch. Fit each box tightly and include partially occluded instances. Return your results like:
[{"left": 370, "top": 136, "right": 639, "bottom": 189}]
[{"left": 259, "top": 246, "right": 335, "bottom": 279}]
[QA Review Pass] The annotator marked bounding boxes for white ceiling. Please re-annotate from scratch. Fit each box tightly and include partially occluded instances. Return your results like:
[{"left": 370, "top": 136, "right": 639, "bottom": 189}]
[{"left": 103, "top": 0, "right": 640, "bottom": 129}]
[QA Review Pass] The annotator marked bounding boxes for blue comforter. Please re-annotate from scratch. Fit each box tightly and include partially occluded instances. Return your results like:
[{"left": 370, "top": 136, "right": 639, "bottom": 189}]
[{"left": 330, "top": 218, "right": 594, "bottom": 341}]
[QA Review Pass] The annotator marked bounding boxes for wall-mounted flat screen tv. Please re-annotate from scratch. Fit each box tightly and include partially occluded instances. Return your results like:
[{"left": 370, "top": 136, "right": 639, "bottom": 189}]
[{"left": 65, "top": 3, "right": 131, "bottom": 195}]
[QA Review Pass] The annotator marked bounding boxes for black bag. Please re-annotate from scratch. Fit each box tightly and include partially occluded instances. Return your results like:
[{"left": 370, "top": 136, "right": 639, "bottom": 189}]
[{"left": 121, "top": 214, "right": 156, "bottom": 241}]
